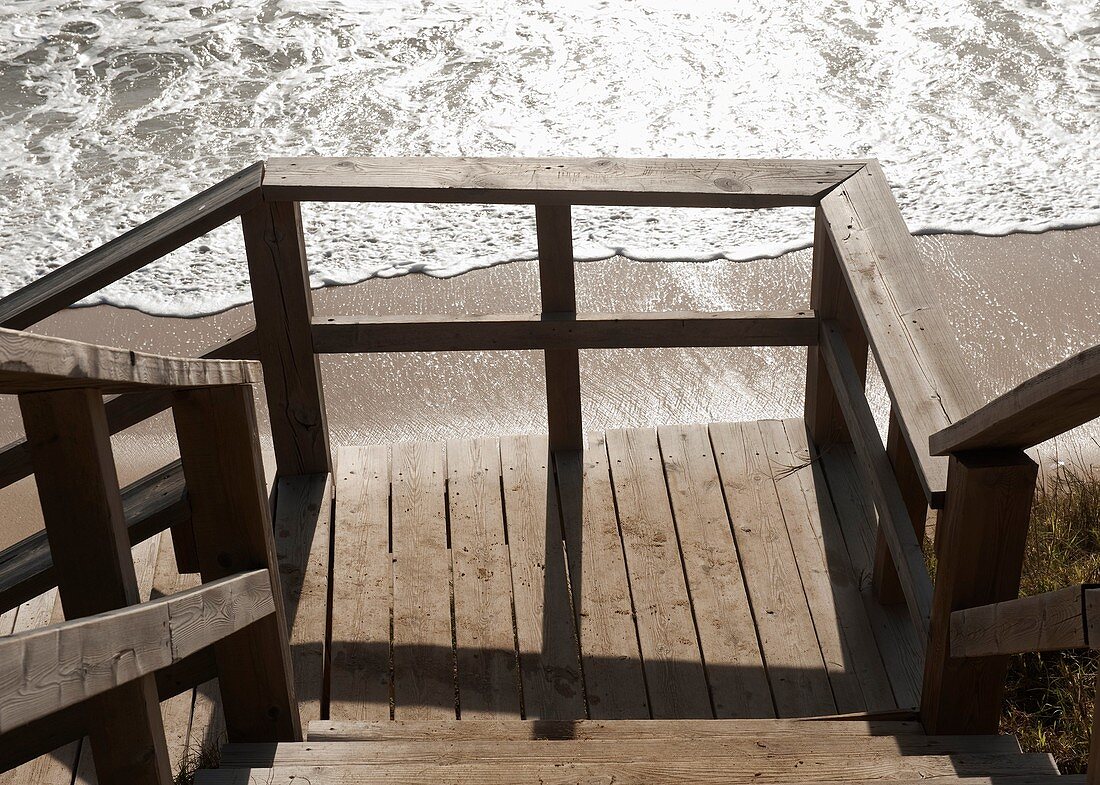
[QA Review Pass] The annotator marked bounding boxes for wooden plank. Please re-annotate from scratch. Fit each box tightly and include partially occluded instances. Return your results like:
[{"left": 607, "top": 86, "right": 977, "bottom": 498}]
[
  {"left": 605, "top": 427, "right": 711, "bottom": 718},
  {"left": 199, "top": 755, "right": 1060, "bottom": 785},
  {"left": 272, "top": 472, "right": 332, "bottom": 724},
  {"left": 819, "top": 320, "right": 934, "bottom": 634},
  {"left": 537, "top": 204, "right": 582, "bottom": 451},
  {"left": 0, "top": 570, "right": 272, "bottom": 732},
  {"left": 262, "top": 157, "right": 865, "bottom": 207},
  {"left": 922, "top": 449, "right": 1039, "bottom": 734},
  {"left": 931, "top": 343, "right": 1100, "bottom": 454},
  {"left": 655, "top": 423, "right": 773, "bottom": 718},
  {"left": 554, "top": 436, "right": 649, "bottom": 718},
  {"left": 19, "top": 387, "right": 172, "bottom": 783},
  {"left": 188, "top": 677, "right": 227, "bottom": 772},
  {"left": 447, "top": 438, "right": 521, "bottom": 718},
  {"left": 499, "top": 435, "right": 584, "bottom": 719},
  {"left": 709, "top": 420, "right": 835, "bottom": 717},
  {"left": 820, "top": 161, "right": 983, "bottom": 508},
  {"left": 311, "top": 310, "right": 817, "bottom": 353},
  {"left": 950, "top": 585, "right": 1094, "bottom": 658},
  {"left": 0, "top": 163, "right": 263, "bottom": 331},
  {"left": 241, "top": 199, "right": 331, "bottom": 476},
  {"left": 306, "top": 717, "right": 928, "bottom": 741},
  {"left": 0, "top": 459, "right": 189, "bottom": 613},
  {"left": 0, "top": 326, "right": 259, "bottom": 393},
  {"left": 814, "top": 444, "right": 923, "bottom": 708},
  {"left": 391, "top": 441, "right": 455, "bottom": 719},
  {"left": 762, "top": 419, "right": 896, "bottom": 714},
  {"left": 173, "top": 385, "right": 301, "bottom": 743},
  {"left": 330, "top": 446, "right": 392, "bottom": 721}
]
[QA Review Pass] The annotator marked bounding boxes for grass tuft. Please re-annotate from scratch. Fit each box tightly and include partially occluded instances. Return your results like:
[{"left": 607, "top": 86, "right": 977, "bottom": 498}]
[{"left": 174, "top": 735, "right": 223, "bottom": 785}]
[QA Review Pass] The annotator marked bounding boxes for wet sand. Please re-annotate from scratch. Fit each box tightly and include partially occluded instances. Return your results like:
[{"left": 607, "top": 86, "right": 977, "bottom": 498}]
[{"left": 1, "top": 226, "right": 1097, "bottom": 547}]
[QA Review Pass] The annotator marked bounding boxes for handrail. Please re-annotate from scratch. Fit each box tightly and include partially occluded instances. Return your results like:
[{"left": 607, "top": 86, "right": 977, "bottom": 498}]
[
  {"left": 950, "top": 584, "right": 1100, "bottom": 658},
  {"left": 0, "top": 163, "right": 264, "bottom": 331},
  {"left": 0, "top": 569, "right": 273, "bottom": 734},
  {"left": 930, "top": 342, "right": 1100, "bottom": 455},
  {"left": 0, "top": 327, "right": 260, "bottom": 393}
]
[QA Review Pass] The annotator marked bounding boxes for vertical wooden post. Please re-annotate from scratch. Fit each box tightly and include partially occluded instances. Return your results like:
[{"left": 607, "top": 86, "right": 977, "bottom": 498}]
[
  {"left": 536, "top": 204, "right": 582, "bottom": 451},
  {"left": 173, "top": 384, "right": 302, "bottom": 742},
  {"left": 872, "top": 411, "right": 929, "bottom": 604},
  {"left": 804, "top": 206, "right": 868, "bottom": 446},
  {"left": 19, "top": 388, "right": 172, "bottom": 785},
  {"left": 242, "top": 199, "right": 331, "bottom": 476},
  {"left": 921, "top": 448, "right": 1037, "bottom": 734}
]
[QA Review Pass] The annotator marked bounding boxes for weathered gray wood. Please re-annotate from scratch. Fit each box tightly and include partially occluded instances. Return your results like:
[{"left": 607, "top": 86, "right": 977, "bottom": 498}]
[
  {"left": 873, "top": 412, "right": 930, "bottom": 605},
  {"left": 820, "top": 161, "right": 982, "bottom": 509},
  {"left": 19, "top": 387, "right": 173, "bottom": 784},
  {"left": 0, "top": 164, "right": 263, "bottom": 331},
  {"left": 537, "top": 204, "right": 582, "bottom": 451},
  {"left": 262, "top": 157, "right": 865, "bottom": 207},
  {"left": 173, "top": 384, "right": 301, "bottom": 742},
  {"left": 0, "top": 327, "right": 259, "bottom": 393},
  {"left": 818, "top": 321, "right": 934, "bottom": 635},
  {"left": 921, "top": 449, "right": 1038, "bottom": 734},
  {"left": 0, "top": 459, "right": 190, "bottom": 613},
  {"left": 950, "top": 585, "right": 1100, "bottom": 657},
  {"left": 931, "top": 343, "right": 1100, "bottom": 455},
  {"left": 241, "top": 199, "right": 331, "bottom": 476},
  {"left": 0, "top": 570, "right": 273, "bottom": 732},
  {"left": 311, "top": 310, "right": 816, "bottom": 353}
]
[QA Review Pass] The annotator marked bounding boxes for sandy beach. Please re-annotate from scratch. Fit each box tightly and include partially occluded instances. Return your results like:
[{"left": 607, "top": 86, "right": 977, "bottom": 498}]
[{"left": 1, "top": 226, "right": 1097, "bottom": 548}]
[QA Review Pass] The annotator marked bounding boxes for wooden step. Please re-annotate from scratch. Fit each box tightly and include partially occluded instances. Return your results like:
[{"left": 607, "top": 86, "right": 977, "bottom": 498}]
[{"left": 306, "top": 718, "right": 926, "bottom": 741}]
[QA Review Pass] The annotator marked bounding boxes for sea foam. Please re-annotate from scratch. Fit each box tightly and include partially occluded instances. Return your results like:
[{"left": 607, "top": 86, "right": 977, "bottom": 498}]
[{"left": 0, "top": 0, "right": 1097, "bottom": 316}]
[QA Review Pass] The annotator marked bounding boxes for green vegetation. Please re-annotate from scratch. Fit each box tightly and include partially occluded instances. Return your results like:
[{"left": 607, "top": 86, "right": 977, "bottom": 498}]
[{"left": 1002, "top": 456, "right": 1100, "bottom": 774}]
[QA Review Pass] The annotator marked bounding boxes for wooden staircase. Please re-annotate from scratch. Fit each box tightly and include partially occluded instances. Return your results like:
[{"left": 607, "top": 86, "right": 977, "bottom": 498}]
[{"left": 198, "top": 719, "right": 1070, "bottom": 784}]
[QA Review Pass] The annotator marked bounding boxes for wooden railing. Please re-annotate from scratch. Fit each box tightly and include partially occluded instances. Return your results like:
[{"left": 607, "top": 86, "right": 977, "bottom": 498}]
[
  {"left": 0, "top": 156, "right": 1050, "bottom": 753},
  {"left": 0, "top": 328, "right": 298, "bottom": 782}
]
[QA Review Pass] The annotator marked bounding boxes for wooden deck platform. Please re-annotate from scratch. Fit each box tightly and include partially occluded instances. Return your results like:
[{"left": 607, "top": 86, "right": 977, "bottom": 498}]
[{"left": 281, "top": 417, "right": 925, "bottom": 726}]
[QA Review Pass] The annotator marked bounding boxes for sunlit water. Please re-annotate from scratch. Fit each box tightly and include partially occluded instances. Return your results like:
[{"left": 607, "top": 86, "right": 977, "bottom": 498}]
[{"left": 1, "top": 0, "right": 1097, "bottom": 316}]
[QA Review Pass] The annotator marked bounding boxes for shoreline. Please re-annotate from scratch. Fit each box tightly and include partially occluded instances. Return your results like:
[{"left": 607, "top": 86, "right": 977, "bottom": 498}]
[{"left": 1, "top": 226, "right": 1097, "bottom": 546}]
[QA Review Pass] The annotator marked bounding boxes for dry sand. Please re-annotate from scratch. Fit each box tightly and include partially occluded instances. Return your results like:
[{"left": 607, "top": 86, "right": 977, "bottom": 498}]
[{"left": 1, "top": 226, "right": 1097, "bottom": 547}]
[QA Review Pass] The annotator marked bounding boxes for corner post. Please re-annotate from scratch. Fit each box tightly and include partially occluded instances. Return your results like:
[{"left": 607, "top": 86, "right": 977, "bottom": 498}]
[
  {"left": 19, "top": 388, "right": 173, "bottom": 785},
  {"left": 536, "top": 204, "right": 582, "bottom": 451},
  {"left": 921, "top": 448, "right": 1037, "bottom": 734},
  {"left": 241, "top": 198, "right": 331, "bottom": 476},
  {"left": 804, "top": 205, "right": 868, "bottom": 446}
]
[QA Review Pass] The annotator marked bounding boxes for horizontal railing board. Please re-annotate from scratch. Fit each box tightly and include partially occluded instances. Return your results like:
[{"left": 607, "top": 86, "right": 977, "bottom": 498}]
[
  {"left": 820, "top": 161, "right": 982, "bottom": 509},
  {"left": 262, "top": 157, "right": 866, "bottom": 208},
  {"left": 0, "top": 460, "right": 189, "bottom": 612},
  {"left": 0, "top": 327, "right": 260, "bottom": 393},
  {"left": 0, "top": 163, "right": 264, "bottom": 331},
  {"left": 311, "top": 310, "right": 816, "bottom": 353},
  {"left": 0, "top": 327, "right": 259, "bottom": 490},
  {"left": 931, "top": 343, "right": 1100, "bottom": 455},
  {"left": 0, "top": 569, "right": 273, "bottom": 734},
  {"left": 819, "top": 320, "right": 933, "bottom": 635},
  {"left": 951, "top": 585, "right": 1100, "bottom": 658}
]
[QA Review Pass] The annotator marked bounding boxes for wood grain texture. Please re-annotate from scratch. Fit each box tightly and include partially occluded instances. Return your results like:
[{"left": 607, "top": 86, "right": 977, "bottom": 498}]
[
  {"left": 241, "top": 199, "right": 331, "bottom": 476},
  {"left": 931, "top": 343, "right": 1100, "bottom": 455},
  {"left": 0, "top": 326, "right": 258, "bottom": 393},
  {"left": 818, "top": 321, "right": 933, "bottom": 635},
  {"left": 820, "top": 161, "right": 982, "bottom": 508},
  {"left": 710, "top": 420, "right": 835, "bottom": 717},
  {"left": 0, "top": 163, "right": 263, "bottom": 331},
  {"left": 311, "top": 310, "right": 816, "bottom": 353},
  {"left": 0, "top": 570, "right": 272, "bottom": 732},
  {"left": 950, "top": 585, "right": 1094, "bottom": 657},
  {"left": 262, "top": 157, "right": 865, "bottom": 207},
  {"left": 555, "top": 436, "right": 649, "bottom": 719},
  {"left": 499, "top": 435, "right": 585, "bottom": 720},
  {"left": 448, "top": 438, "right": 521, "bottom": 718},
  {"left": 537, "top": 204, "right": 582, "bottom": 451},
  {"left": 330, "top": 446, "right": 392, "bottom": 721},
  {"left": 656, "top": 423, "right": 773, "bottom": 718},
  {"left": 605, "top": 427, "right": 712, "bottom": 718},
  {"left": 391, "top": 441, "right": 455, "bottom": 719}
]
